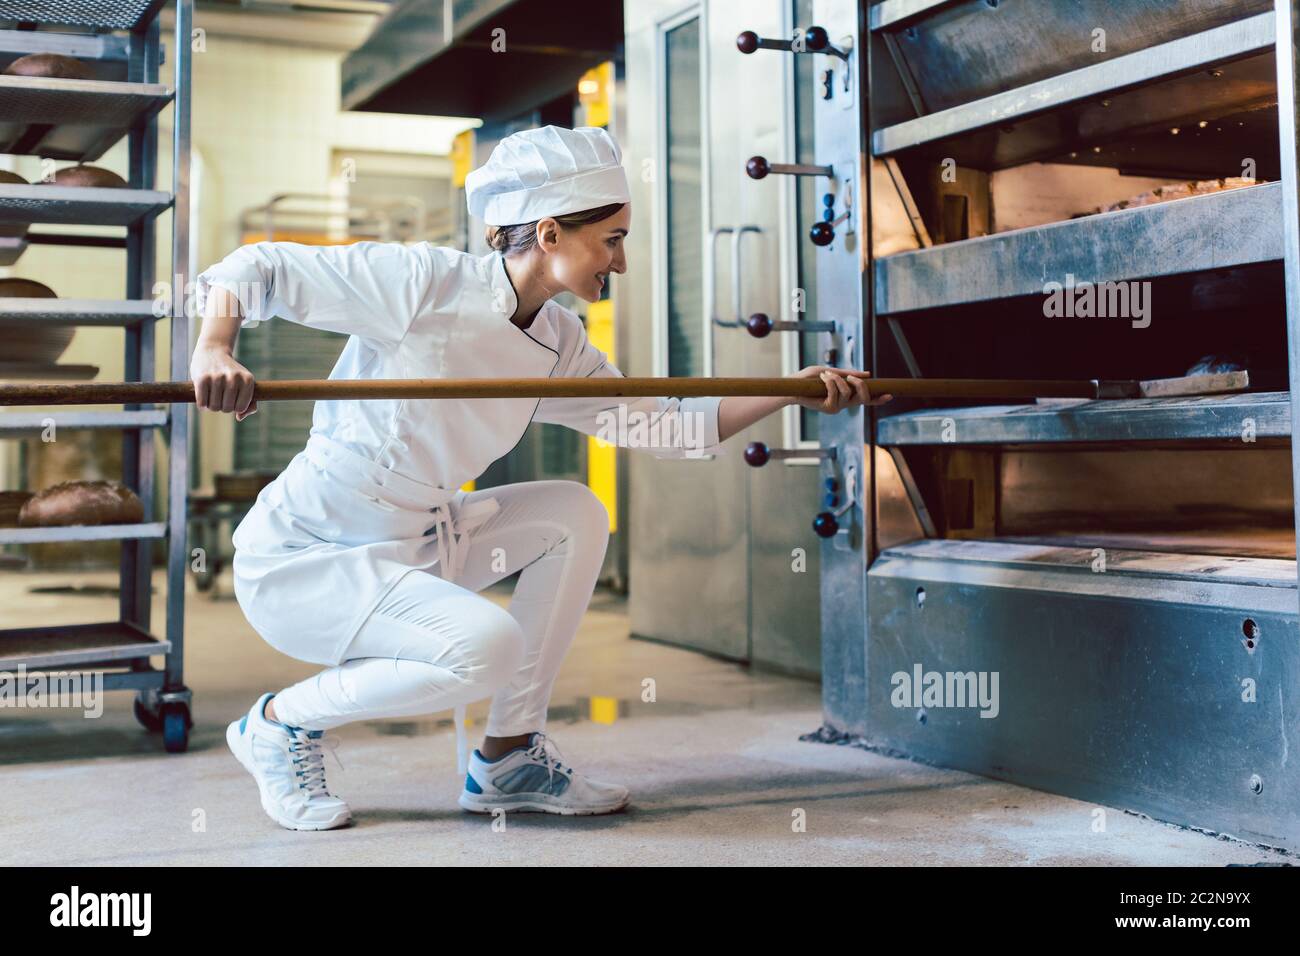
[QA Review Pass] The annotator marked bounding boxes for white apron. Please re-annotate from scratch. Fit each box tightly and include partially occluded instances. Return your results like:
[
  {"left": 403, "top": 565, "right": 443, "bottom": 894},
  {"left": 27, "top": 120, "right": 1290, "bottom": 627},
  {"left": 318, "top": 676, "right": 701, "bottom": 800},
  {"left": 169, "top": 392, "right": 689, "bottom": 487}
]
[
  {"left": 231, "top": 432, "right": 502, "bottom": 669},
  {"left": 197, "top": 242, "right": 726, "bottom": 764}
]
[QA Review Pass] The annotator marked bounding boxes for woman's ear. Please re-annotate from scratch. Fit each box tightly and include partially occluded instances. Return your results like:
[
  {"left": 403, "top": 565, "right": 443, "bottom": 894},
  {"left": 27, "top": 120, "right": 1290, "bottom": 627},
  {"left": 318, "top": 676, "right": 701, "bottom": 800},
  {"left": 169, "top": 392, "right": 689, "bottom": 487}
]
[{"left": 535, "top": 217, "right": 559, "bottom": 251}]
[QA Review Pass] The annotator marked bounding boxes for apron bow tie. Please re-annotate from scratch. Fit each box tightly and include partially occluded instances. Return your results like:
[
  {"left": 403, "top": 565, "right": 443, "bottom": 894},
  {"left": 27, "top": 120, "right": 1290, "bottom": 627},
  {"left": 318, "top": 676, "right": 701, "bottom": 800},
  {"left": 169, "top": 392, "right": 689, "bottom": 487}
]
[{"left": 426, "top": 495, "right": 500, "bottom": 585}]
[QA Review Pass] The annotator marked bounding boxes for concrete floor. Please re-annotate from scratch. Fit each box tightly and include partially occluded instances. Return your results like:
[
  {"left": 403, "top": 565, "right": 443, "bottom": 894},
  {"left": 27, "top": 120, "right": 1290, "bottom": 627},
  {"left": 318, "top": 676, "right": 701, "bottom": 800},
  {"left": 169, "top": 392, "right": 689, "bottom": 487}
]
[{"left": 0, "top": 568, "right": 1287, "bottom": 866}]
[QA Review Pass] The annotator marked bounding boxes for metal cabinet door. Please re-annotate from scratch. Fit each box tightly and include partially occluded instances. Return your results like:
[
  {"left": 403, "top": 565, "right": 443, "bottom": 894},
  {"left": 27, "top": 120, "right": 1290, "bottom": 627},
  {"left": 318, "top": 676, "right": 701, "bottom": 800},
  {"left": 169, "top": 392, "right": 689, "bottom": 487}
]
[
  {"left": 624, "top": 0, "right": 821, "bottom": 668},
  {"left": 624, "top": 0, "right": 748, "bottom": 658}
]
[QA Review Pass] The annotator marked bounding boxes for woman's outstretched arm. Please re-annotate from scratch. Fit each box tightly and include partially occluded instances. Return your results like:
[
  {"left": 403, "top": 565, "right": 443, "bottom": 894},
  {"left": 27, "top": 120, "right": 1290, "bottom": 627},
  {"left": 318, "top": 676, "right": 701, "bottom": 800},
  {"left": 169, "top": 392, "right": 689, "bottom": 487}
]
[{"left": 716, "top": 366, "right": 892, "bottom": 442}]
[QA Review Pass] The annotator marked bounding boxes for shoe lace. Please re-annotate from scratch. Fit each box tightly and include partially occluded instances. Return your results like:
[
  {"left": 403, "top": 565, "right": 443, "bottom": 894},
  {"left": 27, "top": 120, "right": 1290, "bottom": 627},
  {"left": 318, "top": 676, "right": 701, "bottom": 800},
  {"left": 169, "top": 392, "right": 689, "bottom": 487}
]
[
  {"left": 285, "top": 730, "right": 342, "bottom": 799},
  {"left": 523, "top": 732, "right": 572, "bottom": 788}
]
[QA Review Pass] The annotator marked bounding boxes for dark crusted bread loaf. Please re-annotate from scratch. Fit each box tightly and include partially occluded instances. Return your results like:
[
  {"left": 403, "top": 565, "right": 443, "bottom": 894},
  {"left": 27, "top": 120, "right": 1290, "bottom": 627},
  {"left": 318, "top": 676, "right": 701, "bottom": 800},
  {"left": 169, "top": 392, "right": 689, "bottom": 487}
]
[
  {"left": 18, "top": 480, "right": 144, "bottom": 527},
  {"left": 0, "top": 170, "right": 28, "bottom": 185},
  {"left": 3, "top": 53, "right": 93, "bottom": 80},
  {"left": 42, "top": 165, "right": 127, "bottom": 189}
]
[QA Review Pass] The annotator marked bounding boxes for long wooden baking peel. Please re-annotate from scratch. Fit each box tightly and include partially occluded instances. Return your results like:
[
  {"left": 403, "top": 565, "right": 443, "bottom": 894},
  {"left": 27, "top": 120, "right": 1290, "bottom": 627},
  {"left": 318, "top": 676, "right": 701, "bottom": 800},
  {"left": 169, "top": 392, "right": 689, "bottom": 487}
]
[{"left": 0, "top": 376, "right": 1134, "bottom": 406}]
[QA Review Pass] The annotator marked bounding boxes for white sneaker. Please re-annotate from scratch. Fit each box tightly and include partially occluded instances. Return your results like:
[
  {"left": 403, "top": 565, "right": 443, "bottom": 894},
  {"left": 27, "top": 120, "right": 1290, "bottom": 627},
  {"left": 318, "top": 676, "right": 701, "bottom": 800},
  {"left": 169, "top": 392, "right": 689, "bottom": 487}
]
[
  {"left": 226, "top": 692, "right": 352, "bottom": 831},
  {"left": 458, "top": 732, "right": 630, "bottom": 816}
]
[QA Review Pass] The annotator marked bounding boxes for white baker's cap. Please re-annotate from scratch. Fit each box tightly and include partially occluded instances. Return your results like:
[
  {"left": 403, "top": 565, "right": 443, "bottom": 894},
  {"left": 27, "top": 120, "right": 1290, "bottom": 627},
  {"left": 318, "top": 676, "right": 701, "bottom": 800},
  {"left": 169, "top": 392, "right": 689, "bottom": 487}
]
[{"left": 465, "top": 125, "right": 630, "bottom": 226}]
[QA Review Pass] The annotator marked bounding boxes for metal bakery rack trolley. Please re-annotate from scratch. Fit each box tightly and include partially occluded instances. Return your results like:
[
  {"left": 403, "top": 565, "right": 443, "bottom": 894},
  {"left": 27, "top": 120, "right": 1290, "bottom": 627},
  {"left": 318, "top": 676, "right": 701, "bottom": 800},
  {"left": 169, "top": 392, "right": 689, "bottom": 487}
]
[
  {"left": 0, "top": 0, "right": 193, "bottom": 750},
  {"left": 733, "top": 0, "right": 1300, "bottom": 850}
]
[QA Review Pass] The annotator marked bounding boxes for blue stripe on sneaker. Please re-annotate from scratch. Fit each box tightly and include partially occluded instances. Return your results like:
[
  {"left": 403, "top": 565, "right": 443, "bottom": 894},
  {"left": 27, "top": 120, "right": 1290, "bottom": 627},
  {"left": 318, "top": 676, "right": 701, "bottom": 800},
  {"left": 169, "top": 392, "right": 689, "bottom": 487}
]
[
  {"left": 465, "top": 773, "right": 483, "bottom": 794},
  {"left": 239, "top": 715, "right": 248, "bottom": 734},
  {"left": 495, "top": 764, "right": 570, "bottom": 796}
]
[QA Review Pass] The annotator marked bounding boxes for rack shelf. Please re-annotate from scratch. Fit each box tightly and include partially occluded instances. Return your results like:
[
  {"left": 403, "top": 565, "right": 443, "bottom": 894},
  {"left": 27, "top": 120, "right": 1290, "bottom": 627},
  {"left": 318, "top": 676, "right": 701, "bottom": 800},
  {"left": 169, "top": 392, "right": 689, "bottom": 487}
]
[
  {"left": 0, "top": 75, "right": 173, "bottom": 162},
  {"left": 877, "top": 391, "right": 1290, "bottom": 445},
  {"left": 0, "top": 298, "right": 162, "bottom": 326},
  {"left": 0, "top": 619, "right": 168, "bottom": 671},
  {"left": 0, "top": 410, "right": 168, "bottom": 434},
  {"left": 0, "top": 1, "right": 164, "bottom": 31},
  {"left": 875, "top": 181, "right": 1279, "bottom": 315},
  {"left": 0, "top": 522, "right": 166, "bottom": 545},
  {"left": 0, "top": 183, "right": 172, "bottom": 227}
]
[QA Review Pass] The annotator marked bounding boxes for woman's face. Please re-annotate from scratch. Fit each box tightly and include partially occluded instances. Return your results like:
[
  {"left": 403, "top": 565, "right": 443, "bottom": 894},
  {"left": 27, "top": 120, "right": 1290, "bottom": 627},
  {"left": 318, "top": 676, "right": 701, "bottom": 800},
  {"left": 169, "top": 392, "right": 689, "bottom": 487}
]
[{"left": 539, "top": 203, "right": 631, "bottom": 302}]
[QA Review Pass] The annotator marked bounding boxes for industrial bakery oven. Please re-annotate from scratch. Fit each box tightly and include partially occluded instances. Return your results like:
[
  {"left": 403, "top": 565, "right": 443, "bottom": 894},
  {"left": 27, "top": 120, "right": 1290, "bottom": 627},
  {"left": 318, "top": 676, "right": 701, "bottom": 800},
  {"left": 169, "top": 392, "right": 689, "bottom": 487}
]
[{"left": 731, "top": 0, "right": 1300, "bottom": 850}]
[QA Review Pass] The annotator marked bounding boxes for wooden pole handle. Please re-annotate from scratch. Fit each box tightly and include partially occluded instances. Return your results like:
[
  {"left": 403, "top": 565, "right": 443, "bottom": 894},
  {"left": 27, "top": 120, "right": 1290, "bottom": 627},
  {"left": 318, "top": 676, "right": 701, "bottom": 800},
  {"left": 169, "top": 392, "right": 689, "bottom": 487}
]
[{"left": 0, "top": 376, "right": 1102, "bottom": 406}]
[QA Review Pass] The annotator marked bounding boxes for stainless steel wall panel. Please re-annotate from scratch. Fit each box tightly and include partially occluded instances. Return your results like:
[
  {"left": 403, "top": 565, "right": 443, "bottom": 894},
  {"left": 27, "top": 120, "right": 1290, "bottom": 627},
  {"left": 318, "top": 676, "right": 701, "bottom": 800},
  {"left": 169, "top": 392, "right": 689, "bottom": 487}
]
[
  {"left": 867, "top": 543, "right": 1300, "bottom": 850},
  {"left": 813, "top": 0, "right": 870, "bottom": 732}
]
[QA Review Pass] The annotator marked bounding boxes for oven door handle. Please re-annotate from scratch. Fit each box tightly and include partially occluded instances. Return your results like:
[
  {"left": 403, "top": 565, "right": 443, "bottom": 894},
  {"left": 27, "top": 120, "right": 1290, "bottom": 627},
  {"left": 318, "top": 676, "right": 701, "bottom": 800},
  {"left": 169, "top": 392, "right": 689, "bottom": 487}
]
[
  {"left": 729, "top": 225, "right": 763, "bottom": 328},
  {"left": 706, "top": 226, "right": 736, "bottom": 332}
]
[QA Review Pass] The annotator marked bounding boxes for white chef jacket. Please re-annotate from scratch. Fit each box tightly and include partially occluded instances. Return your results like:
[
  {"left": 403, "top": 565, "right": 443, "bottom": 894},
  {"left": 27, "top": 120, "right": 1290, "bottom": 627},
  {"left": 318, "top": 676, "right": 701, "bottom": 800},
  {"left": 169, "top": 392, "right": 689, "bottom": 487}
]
[{"left": 194, "top": 242, "right": 726, "bottom": 668}]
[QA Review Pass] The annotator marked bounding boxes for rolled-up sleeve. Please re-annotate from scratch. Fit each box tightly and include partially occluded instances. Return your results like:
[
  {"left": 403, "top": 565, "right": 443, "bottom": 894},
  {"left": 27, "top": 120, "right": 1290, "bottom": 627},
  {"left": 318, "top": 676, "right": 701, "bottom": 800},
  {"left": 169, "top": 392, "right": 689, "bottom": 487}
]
[
  {"left": 533, "top": 321, "right": 725, "bottom": 460},
  {"left": 194, "top": 240, "right": 434, "bottom": 348}
]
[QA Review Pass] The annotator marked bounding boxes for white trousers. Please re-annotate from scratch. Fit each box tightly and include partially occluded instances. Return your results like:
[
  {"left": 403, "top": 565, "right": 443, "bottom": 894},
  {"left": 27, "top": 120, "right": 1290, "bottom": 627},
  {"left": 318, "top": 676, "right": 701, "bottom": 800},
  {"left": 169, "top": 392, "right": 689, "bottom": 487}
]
[{"left": 270, "top": 479, "right": 610, "bottom": 744}]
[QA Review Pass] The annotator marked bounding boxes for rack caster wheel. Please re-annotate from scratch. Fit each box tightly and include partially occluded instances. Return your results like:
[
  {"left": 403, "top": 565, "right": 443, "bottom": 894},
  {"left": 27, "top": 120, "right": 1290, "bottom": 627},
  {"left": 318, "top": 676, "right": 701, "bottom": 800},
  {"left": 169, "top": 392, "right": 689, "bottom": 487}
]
[
  {"left": 133, "top": 694, "right": 161, "bottom": 732},
  {"left": 162, "top": 702, "right": 192, "bottom": 753}
]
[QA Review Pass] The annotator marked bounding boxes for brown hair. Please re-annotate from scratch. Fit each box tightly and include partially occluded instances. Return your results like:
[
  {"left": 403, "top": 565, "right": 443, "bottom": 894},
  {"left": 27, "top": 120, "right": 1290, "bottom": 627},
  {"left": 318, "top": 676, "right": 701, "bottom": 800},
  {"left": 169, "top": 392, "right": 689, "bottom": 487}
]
[{"left": 485, "top": 202, "right": 626, "bottom": 255}]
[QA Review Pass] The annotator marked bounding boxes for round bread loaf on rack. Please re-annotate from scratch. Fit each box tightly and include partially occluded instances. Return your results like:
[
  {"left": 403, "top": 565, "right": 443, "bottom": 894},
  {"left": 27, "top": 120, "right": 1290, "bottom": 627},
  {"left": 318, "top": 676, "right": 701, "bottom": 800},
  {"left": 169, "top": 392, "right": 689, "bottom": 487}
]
[
  {"left": 0, "top": 277, "right": 56, "bottom": 298},
  {"left": 3, "top": 53, "right": 93, "bottom": 80},
  {"left": 0, "top": 278, "right": 73, "bottom": 363},
  {"left": 18, "top": 480, "right": 144, "bottom": 527},
  {"left": 41, "top": 165, "right": 127, "bottom": 189}
]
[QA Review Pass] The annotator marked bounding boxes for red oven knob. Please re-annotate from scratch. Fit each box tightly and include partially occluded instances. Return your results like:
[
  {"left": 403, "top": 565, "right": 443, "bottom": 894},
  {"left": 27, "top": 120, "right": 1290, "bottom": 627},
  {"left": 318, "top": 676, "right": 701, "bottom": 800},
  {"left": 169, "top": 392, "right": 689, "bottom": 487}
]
[
  {"left": 810, "top": 221, "right": 835, "bottom": 246},
  {"left": 744, "top": 441, "right": 770, "bottom": 467},
  {"left": 747, "top": 155, "right": 834, "bottom": 180},
  {"left": 812, "top": 511, "right": 839, "bottom": 538}
]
